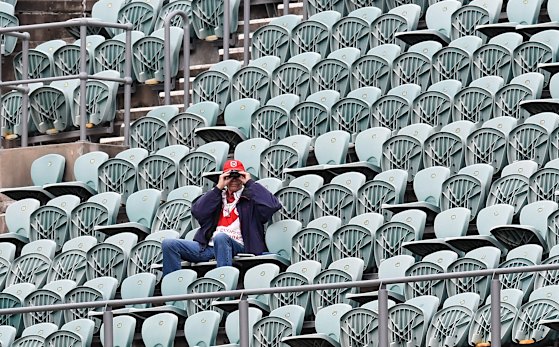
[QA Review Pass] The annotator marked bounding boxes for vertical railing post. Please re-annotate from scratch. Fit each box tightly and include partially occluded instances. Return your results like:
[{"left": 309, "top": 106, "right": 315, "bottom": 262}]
[
  {"left": 243, "top": 0, "right": 250, "bottom": 66},
  {"left": 378, "top": 284, "right": 389, "bottom": 347},
  {"left": 183, "top": 20, "right": 190, "bottom": 108},
  {"left": 223, "top": 0, "right": 230, "bottom": 60},
  {"left": 123, "top": 27, "right": 132, "bottom": 146},
  {"left": 283, "top": 0, "right": 289, "bottom": 15},
  {"left": 491, "top": 275, "right": 502, "bottom": 347},
  {"left": 239, "top": 295, "right": 250, "bottom": 347},
  {"left": 164, "top": 11, "right": 191, "bottom": 108},
  {"left": 79, "top": 22, "right": 87, "bottom": 142},
  {"left": 0, "top": 43, "right": 4, "bottom": 149},
  {"left": 164, "top": 18, "right": 172, "bottom": 106},
  {"left": 20, "top": 34, "right": 30, "bottom": 147},
  {"left": 302, "top": 0, "right": 308, "bottom": 20},
  {"left": 103, "top": 306, "right": 114, "bottom": 347}
]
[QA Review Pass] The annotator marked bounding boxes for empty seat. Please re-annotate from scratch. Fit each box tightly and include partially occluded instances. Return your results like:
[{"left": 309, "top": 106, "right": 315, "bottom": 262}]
[
  {"left": 115, "top": 0, "right": 163, "bottom": 36},
  {"left": 0, "top": 2, "right": 18, "bottom": 55},
  {"left": 453, "top": 75, "right": 504, "bottom": 123},
  {"left": 528, "top": 158, "right": 559, "bottom": 204},
  {"left": 86, "top": 232, "right": 138, "bottom": 284},
  {"left": 100, "top": 315, "right": 136, "bottom": 347},
  {"left": 289, "top": 90, "right": 340, "bottom": 138},
  {"left": 486, "top": 160, "right": 538, "bottom": 215},
  {"left": 23, "top": 279, "right": 77, "bottom": 328},
  {"left": 231, "top": 57, "right": 281, "bottom": 104},
  {"left": 136, "top": 145, "right": 190, "bottom": 198},
  {"left": 47, "top": 235, "right": 97, "bottom": 284},
  {"left": 186, "top": 266, "right": 239, "bottom": 315},
  {"left": 11, "top": 322, "right": 58, "bottom": 347},
  {"left": 6, "top": 239, "right": 56, "bottom": 288},
  {"left": 516, "top": 0, "right": 559, "bottom": 35},
  {"left": 423, "top": 121, "right": 475, "bottom": 175},
  {"left": 97, "top": 147, "right": 149, "bottom": 201},
  {"left": 290, "top": 11, "right": 341, "bottom": 58},
  {"left": 386, "top": 295, "right": 440, "bottom": 347},
  {"left": 153, "top": 0, "right": 192, "bottom": 32},
  {"left": 142, "top": 312, "right": 179, "bottom": 347},
  {"left": 306, "top": 0, "right": 346, "bottom": 16},
  {"left": 0, "top": 198, "right": 40, "bottom": 247},
  {"left": 0, "top": 283, "right": 36, "bottom": 335},
  {"left": 513, "top": 30, "right": 559, "bottom": 85},
  {"left": 127, "top": 230, "right": 180, "bottom": 279},
  {"left": 431, "top": 35, "right": 483, "bottom": 86},
  {"left": 274, "top": 175, "right": 323, "bottom": 226},
  {"left": 476, "top": 0, "right": 544, "bottom": 38},
  {"left": 357, "top": 169, "right": 408, "bottom": 220},
  {"left": 191, "top": 0, "right": 240, "bottom": 40},
  {"left": 405, "top": 250, "right": 459, "bottom": 301},
  {"left": 252, "top": 305, "right": 306, "bottom": 347},
  {"left": 0, "top": 243, "right": 16, "bottom": 291},
  {"left": 167, "top": 101, "right": 221, "bottom": 149},
  {"left": 184, "top": 310, "right": 220, "bottom": 347},
  {"left": 331, "top": 87, "right": 382, "bottom": 135},
  {"left": 450, "top": 0, "right": 502, "bottom": 40},
  {"left": 130, "top": 105, "right": 180, "bottom": 153},
  {"left": 251, "top": 94, "right": 300, "bottom": 142},
  {"left": 311, "top": 47, "right": 361, "bottom": 96},
  {"left": 192, "top": 59, "right": 243, "bottom": 113},
  {"left": 252, "top": 15, "right": 302, "bottom": 63},
  {"left": 29, "top": 194, "right": 80, "bottom": 249},
  {"left": 93, "top": 31, "right": 145, "bottom": 78},
  {"left": 331, "top": 7, "right": 382, "bottom": 53},
  {"left": 313, "top": 172, "right": 366, "bottom": 223},
  {"left": 472, "top": 33, "right": 523, "bottom": 82},
  {"left": 69, "top": 192, "right": 121, "bottom": 241},
  {"left": 64, "top": 277, "right": 119, "bottom": 328},
  {"left": 411, "top": 80, "right": 463, "bottom": 127},
  {"left": 494, "top": 72, "right": 545, "bottom": 122},
  {"left": 260, "top": 135, "right": 312, "bottom": 181},
  {"left": 178, "top": 141, "right": 229, "bottom": 191},
  {"left": 371, "top": 4, "right": 421, "bottom": 48},
  {"left": 271, "top": 52, "right": 322, "bottom": 100},
  {"left": 13, "top": 39, "right": 66, "bottom": 80},
  {"left": 0, "top": 83, "right": 41, "bottom": 140},
  {"left": 498, "top": 244, "right": 543, "bottom": 298},
  {"left": 521, "top": 73, "right": 559, "bottom": 116},
  {"left": 391, "top": 41, "right": 443, "bottom": 89},
  {"left": 351, "top": 44, "right": 401, "bottom": 92},
  {"left": 339, "top": 300, "right": 395, "bottom": 347},
  {"left": 291, "top": 215, "right": 341, "bottom": 268},
  {"left": 509, "top": 112, "right": 559, "bottom": 166},
  {"left": 0, "top": 325, "right": 16, "bottom": 347},
  {"left": 44, "top": 318, "right": 95, "bottom": 347}
]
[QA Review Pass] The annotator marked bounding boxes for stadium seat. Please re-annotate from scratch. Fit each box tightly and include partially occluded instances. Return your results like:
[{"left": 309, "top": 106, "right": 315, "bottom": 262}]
[
  {"left": 191, "top": 0, "right": 240, "bottom": 40},
  {"left": 291, "top": 215, "right": 342, "bottom": 268},
  {"left": 385, "top": 295, "right": 440, "bottom": 347},
  {"left": 392, "top": 41, "right": 443, "bottom": 89},
  {"left": 0, "top": 283, "right": 36, "bottom": 335},
  {"left": 0, "top": 83, "right": 41, "bottom": 140},
  {"left": 142, "top": 312, "right": 178, "bottom": 347},
  {"left": 23, "top": 279, "right": 77, "bottom": 328},
  {"left": 186, "top": 266, "right": 239, "bottom": 315},
  {"left": 178, "top": 141, "right": 230, "bottom": 191},
  {"left": 192, "top": 59, "right": 243, "bottom": 113},
  {"left": 498, "top": 244, "right": 543, "bottom": 299},
  {"left": 339, "top": 300, "right": 395, "bottom": 347},
  {"left": 331, "top": 7, "right": 382, "bottom": 53},
  {"left": 86, "top": 0, "right": 126, "bottom": 37},
  {"left": 11, "top": 322, "right": 58, "bottom": 347},
  {"left": 13, "top": 39, "right": 66, "bottom": 80},
  {"left": 476, "top": 0, "right": 545, "bottom": 38},
  {"left": 290, "top": 11, "right": 341, "bottom": 58},
  {"left": 431, "top": 35, "right": 483, "bottom": 86},
  {"left": 528, "top": 158, "right": 559, "bottom": 204},
  {"left": 100, "top": 315, "right": 137, "bottom": 347},
  {"left": 330, "top": 86, "right": 382, "bottom": 135},
  {"left": 127, "top": 230, "right": 179, "bottom": 280},
  {"left": 311, "top": 47, "right": 361, "bottom": 96},
  {"left": 97, "top": 148, "right": 149, "bottom": 201},
  {"left": 357, "top": 168, "right": 408, "bottom": 220},
  {"left": 402, "top": 207, "right": 470, "bottom": 257},
  {"left": 47, "top": 235, "right": 97, "bottom": 284},
  {"left": 136, "top": 145, "right": 190, "bottom": 198},
  {"left": 0, "top": 2, "right": 18, "bottom": 55},
  {"left": 252, "top": 15, "right": 302, "bottom": 63},
  {"left": 331, "top": 212, "right": 384, "bottom": 270},
  {"left": 449, "top": 0, "right": 502, "bottom": 40},
  {"left": 520, "top": 72, "right": 559, "bottom": 116},
  {"left": 0, "top": 198, "right": 40, "bottom": 247},
  {"left": 52, "top": 35, "right": 105, "bottom": 77},
  {"left": 306, "top": 0, "right": 346, "bottom": 16},
  {"left": 397, "top": 1, "right": 462, "bottom": 45},
  {"left": 472, "top": 33, "right": 523, "bottom": 82},
  {"left": 274, "top": 175, "right": 324, "bottom": 226},
  {"left": 251, "top": 305, "right": 305, "bottom": 347},
  {"left": 453, "top": 75, "right": 504, "bottom": 123},
  {"left": 86, "top": 232, "right": 138, "bottom": 284},
  {"left": 260, "top": 135, "right": 312, "bottom": 181},
  {"left": 425, "top": 292, "right": 481, "bottom": 346},
  {"left": 69, "top": 192, "right": 121, "bottom": 241},
  {"left": 64, "top": 277, "right": 119, "bottom": 329},
  {"left": 256, "top": 177, "right": 283, "bottom": 194},
  {"left": 491, "top": 200, "right": 558, "bottom": 251},
  {"left": 289, "top": 89, "right": 340, "bottom": 139},
  {"left": 494, "top": 72, "right": 545, "bottom": 121},
  {"left": 231, "top": 56, "right": 281, "bottom": 103},
  {"left": 184, "top": 311, "right": 220, "bottom": 347},
  {"left": 271, "top": 52, "right": 322, "bottom": 99},
  {"left": 468, "top": 288, "right": 523, "bottom": 347},
  {"left": 423, "top": 121, "right": 475, "bottom": 175},
  {"left": 486, "top": 160, "right": 538, "bottom": 215},
  {"left": 217, "top": 308, "right": 262, "bottom": 346},
  {"left": 371, "top": 4, "right": 421, "bottom": 49},
  {"left": 313, "top": 171, "right": 366, "bottom": 223},
  {"left": 6, "top": 239, "right": 56, "bottom": 288},
  {"left": 130, "top": 105, "right": 180, "bottom": 153},
  {"left": 44, "top": 318, "right": 95, "bottom": 347},
  {"left": 93, "top": 31, "right": 145, "bottom": 78},
  {"left": 0, "top": 325, "right": 16, "bottom": 347},
  {"left": 195, "top": 98, "right": 261, "bottom": 147},
  {"left": 351, "top": 44, "right": 401, "bottom": 92},
  {"left": 516, "top": 0, "right": 559, "bottom": 35},
  {"left": 513, "top": 30, "right": 559, "bottom": 85},
  {"left": 465, "top": 117, "right": 518, "bottom": 172},
  {"left": 132, "top": 27, "right": 183, "bottom": 84},
  {"left": 0, "top": 243, "right": 15, "bottom": 290},
  {"left": 405, "top": 250, "right": 458, "bottom": 301},
  {"left": 29, "top": 194, "right": 80, "bottom": 249},
  {"left": 251, "top": 94, "right": 300, "bottom": 142},
  {"left": 411, "top": 80, "right": 463, "bottom": 127},
  {"left": 115, "top": 0, "right": 163, "bottom": 36},
  {"left": 370, "top": 83, "right": 422, "bottom": 130},
  {"left": 167, "top": 101, "right": 221, "bottom": 148},
  {"left": 346, "top": 0, "right": 384, "bottom": 12}
]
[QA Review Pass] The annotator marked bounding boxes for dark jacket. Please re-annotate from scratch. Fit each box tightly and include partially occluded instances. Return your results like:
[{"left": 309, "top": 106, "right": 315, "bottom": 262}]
[{"left": 191, "top": 179, "right": 282, "bottom": 255}]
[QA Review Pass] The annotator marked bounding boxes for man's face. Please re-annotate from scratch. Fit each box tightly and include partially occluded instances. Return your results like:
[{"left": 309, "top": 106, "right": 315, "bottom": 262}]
[{"left": 227, "top": 176, "right": 243, "bottom": 192}]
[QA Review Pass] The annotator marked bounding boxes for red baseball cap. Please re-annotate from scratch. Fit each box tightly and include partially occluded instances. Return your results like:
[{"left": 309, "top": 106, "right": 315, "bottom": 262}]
[{"left": 223, "top": 159, "right": 245, "bottom": 172}]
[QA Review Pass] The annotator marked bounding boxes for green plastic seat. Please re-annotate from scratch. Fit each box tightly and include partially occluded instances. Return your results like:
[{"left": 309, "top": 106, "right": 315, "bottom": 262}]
[
  {"left": 115, "top": 0, "right": 162, "bottom": 36},
  {"left": 0, "top": 198, "right": 40, "bottom": 249},
  {"left": 385, "top": 295, "right": 440, "bottom": 347},
  {"left": 12, "top": 322, "right": 59, "bottom": 347},
  {"left": 47, "top": 235, "right": 97, "bottom": 284},
  {"left": 431, "top": 35, "right": 483, "bottom": 86},
  {"left": 291, "top": 216, "right": 342, "bottom": 268},
  {"left": 346, "top": 0, "right": 384, "bottom": 12},
  {"left": 271, "top": 52, "right": 322, "bottom": 100},
  {"left": 44, "top": 318, "right": 95, "bottom": 347},
  {"left": 405, "top": 250, "right": 458, "bottom": 301},
  {"left": 184, "top": 310, "right": 220, "bottom": 347},
  {"left": 195, "top": 98, "right": 261, "bottom": 148},
  {"left": 495, "top": 72, "right": 545, "bottom": 122},
  {"left": 446, "top": 246, "right": 501, "bottom": 301},
  {"left": 306, "top": 0, "right": 346, "bottom": 16},
  {"left": 476, "top": 0, "right": 544, "bottom": 39},
  {"left": 87, "top": 0, "right": 126, "bottom": 37},
  {"left": 95, "top": 188, "right": 161, "bottom": 239},
  {"left": 465, "top": 117, "right": 518, "bottom": 172},
  {"left": 1, "top": 83, "right": 42, "bottom": 140},
  {"left": 251, "top": 94, "right": 299, "bottom": 142},
  {"left": 28, "top": 79, "right": 80, "bottom": 135},
  {"left": 93, "top": 31, "right": 145, "bottom": 78},
  {"left": 86, "top": 232, "right": 138, "bottom": 284},
  {"left": 178, "top": 141, "right": 230, "bottom": 191},
  {"left": 251, "top": 305, "right": 305, "bottom": 347},
  {"left": 252, "top": 15, "right": 302, "bottom": 63},
  {"left": 23, "top": 279, "right": 77, "bottom": 328},
  {"left": 231, "top": 56, "right": 281, "bottom": 103},
  {"left": 513, "top": 30, "right": 559, "bottom": 87},
  {"left": 382, "top": 123, "right": 434, "bottom": 181},
  {"left": 339, "top": 301, "right": 386, "bottom": 347},
  {"left": 440, "top": 163, "right": 494, "bottom": 219},
  {"left": 528, "top": 158, "right": 559, "bottom": 204},
  {"left": 53, "top": 35, "right": 105, "bottom": 76},
  {"left": 0, "top": 3, "right": 18, "bottom": 55},
  {"left": 370, "top": 83, "right": 422, "bottom": 130},
  {"left": 289, "top": 90, "right": 340, "bottom": 138},
  {"left": 6, "top": 240, "right": 56, "bottom": 288},
  {"left": 168, "top": 101, "right": 220, "bottom": 148},
  {"left": 222, "top": 308, "right": 263, "bottom": 347},
  {"left": 269, "top": 260, "right": 322, "bottom": 316},
  {"left": 234, "top": 138, "right": 271, "bottom": 180},
  {"left": 351, "top": 44, "right": 401, "bottom": 92},
  {"left": 491, "top": 200, "right": 558, "bottom": 251},
  {"left": 511, "top": 285, "right": 559, "bottom": 345},
  {"left": 13, "top": 39, "right": 66, "bottom": 80},
  {"left": 187, "top": 266, "right": 239, "bottom": 315},
  {"left": 64, "top": 277, "right": 119, "bottom": 331},
  {"left": 153, "top": 0, "right": 193, "bottom": 32},
  {"left": 97, "top": 147, "right": 150, "bottom": 201},
  {"left": 137, "top": 145, "right": 189, "bottom": 198},
  {"left": 256, "top": 177, "right": 283, "bottom": 194},
  {"left": 313, "top": 171, "right": 366, "bottom": 223},
  {"left": 356, "top": 169, "right": 408, "bottom": 220},
  {"left": 533, "top": 245, "right": 559, "bottom": 289},
  {"left": 192, "top": 60, "right": 243, "bottom": 113},
  {"left": 331, "top": 7, "right": 381, "bottom": 53},
  {"left": 310, "top": 48, "right": 361, "bottom": 96},
  {"left": 191, "top": 0, "right": 239, "bottom": 40},
  {"left": 371, "top": 4, "right": 421, "bottom": 49},
  {"left": 450, "top": 0, "right": 502, "bottom": 40},
  {"left": 472, "top": 33, "right": 523, "bottom": 82},
  {"left": 453, "top": 75, "right": 505, "bottom": 123},
  {"left": 29, "top": 194, "right": 81, "bottom": 249},
  {"left": 486, "top": 160, "right": 538, "bottom": 215},
  {"left": 508, "top": 112, "right": 559, "bottom": 165},
  {"left": 283, "top": 303, "right": 353, "bottom": 347},
  {"left": 128, "top": 230, "right": 179, "bottom": 280},
  {"left": 274, "top": 175, "right": 323, "bottom": 226},
  {"left": 402, "top": 207, "right": 471, "bottom": 257},
  {"left": 69, "top": 192, "right": 121, "bottom": 241},
  {"left": 0, "top": 325, "right": 16, "bottom": 347},
  {"left": 520, "top": 72, "right": 559, "bottom": 117},
  {"left": 100, "top": 315, "right": 136, "bottom": 347},
  {"left": 412, "top": 80, "right": 463, "bottom": 127},
  {"left": 290, "top": 11, "right": 341, "bottom": 58},
  {"left": 130, "top": 105, "right": 180, "bottom": 153},
  {"left": 132, "top": 27, "right": 183, "bottom": 83},
  {"left": 0, "top": 244, "right": 15, "bottom": 290},
  {"left": 423, "top": 120, "right": 475, "bottom": 174},
  {"left": 311, "top": 257, "right": 365, "bottom": 314},
  {"left": 374, "top": 209, "right": 426, "bottom": 267},
  {"left": 391, "top": 40, "right": 443, "bottom": 89},
  {"left": 0, "top": 283, "right": 36, "bottom": 335},
  {"left": 330, "top": 87, "right": 381, "bottom": 134},
  {"left": 142, "top": 312, "right": 178, "bottom": 347},
  {"left": 120, "top": 272, "right": 157, "bottom": 310},
  {"left": 516, "top": 0, "right": 559, "bottom": 35},
  {"left": 339, "top": 127, "right": 391, "bottom": 179},
  {"left": 425, "top": 292, "right": 481, "bottom": 347},
  {"left": 260, "top": 135, "right": 312, "bottom": 181},
  {"left": 498, "top": 244, "right": 542, "bottom": 300}
]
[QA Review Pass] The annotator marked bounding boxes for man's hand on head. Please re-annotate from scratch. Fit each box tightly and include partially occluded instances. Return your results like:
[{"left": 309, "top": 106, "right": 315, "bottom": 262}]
[
  {"left": 217, "top": 171, "right": 233, "bottom": 190},
  {"left": 239, "top": 171, "right": 251, "bottom": 184}
]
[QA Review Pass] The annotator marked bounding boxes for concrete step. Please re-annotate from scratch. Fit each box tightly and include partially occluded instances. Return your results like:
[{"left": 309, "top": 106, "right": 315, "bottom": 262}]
[{"left": 277, "top": 1, "right": 304, "bottom": 15}]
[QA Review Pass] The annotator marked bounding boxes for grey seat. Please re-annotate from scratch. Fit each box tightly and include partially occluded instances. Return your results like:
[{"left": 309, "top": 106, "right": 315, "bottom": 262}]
[{"left": 405, "top": 250, "right": 458, "bottom": 301}]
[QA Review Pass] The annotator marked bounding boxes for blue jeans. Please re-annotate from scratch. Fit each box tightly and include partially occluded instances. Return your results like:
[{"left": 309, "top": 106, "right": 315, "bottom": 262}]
[{"left": 162, "top": 232, "right": 245, "bottom": 276}]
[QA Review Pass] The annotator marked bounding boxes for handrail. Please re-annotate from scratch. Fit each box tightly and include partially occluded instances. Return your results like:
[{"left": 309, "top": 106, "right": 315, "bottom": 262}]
[
  {"left": 0, "top": 19, "right": 134, "bottom": 147},
  {"left": 163, "top": 10, "right": 191, "bottom": 107},
  {"left": 1, "top": 262, "right": 559, "bottom": 347}
]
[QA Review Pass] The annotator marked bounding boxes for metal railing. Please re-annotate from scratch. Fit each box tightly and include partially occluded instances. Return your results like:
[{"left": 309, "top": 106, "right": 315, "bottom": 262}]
[
  {"left": 0, "top": 20, "right": 134, "bottom": 147},
  {"left": 2, "top": 262, "right": 559, "bottom": 347}
]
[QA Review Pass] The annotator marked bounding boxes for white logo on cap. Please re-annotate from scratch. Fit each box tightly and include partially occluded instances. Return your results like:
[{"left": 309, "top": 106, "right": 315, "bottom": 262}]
[{"left": 230, "top": 161, "right": 238, "bottom": 167}]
